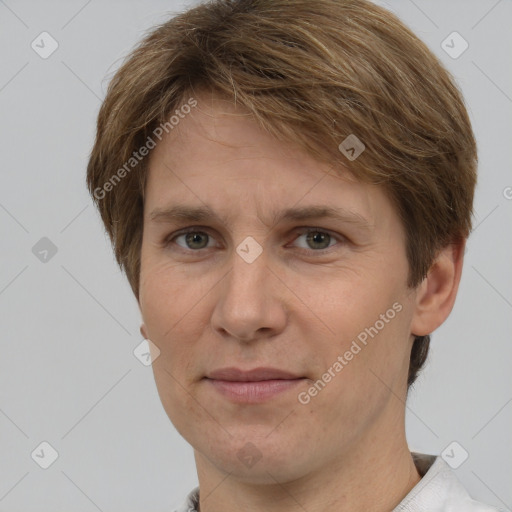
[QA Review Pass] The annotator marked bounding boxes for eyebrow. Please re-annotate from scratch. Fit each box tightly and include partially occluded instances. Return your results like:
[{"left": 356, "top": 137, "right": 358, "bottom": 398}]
[{"left": 149, "top": 204, "right": 373, "bottom": 230}]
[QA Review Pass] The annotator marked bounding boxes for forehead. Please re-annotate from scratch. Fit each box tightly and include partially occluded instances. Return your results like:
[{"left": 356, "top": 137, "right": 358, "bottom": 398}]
[{"left": 144, "top": 93, "right": 396, "bottom": 231}]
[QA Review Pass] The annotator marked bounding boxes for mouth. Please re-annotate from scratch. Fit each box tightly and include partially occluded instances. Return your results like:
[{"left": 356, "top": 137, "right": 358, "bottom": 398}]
[{"left": 204, "top": 367, "right": 306, "bottom": 403}]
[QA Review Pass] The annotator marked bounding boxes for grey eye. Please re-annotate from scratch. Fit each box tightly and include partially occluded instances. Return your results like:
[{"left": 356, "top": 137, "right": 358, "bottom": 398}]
[
  {"left": 175, "top": 231, "right": 211, "bottom": 250},
  {"left": 305, "top": 231, "right": 332, "bottom": 250}
]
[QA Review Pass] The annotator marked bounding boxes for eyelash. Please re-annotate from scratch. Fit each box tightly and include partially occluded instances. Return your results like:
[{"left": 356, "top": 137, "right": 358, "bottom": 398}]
[{"left": 163, "top": 226, "right": 345, "bottom": 254}]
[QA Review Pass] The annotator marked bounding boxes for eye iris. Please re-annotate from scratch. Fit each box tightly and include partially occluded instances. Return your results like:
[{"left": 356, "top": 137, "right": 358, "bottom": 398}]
[
  {"left": 185, "top": 232, "right": 208, "bottom": 249},
  {"left": 306, "top": 231, "right": 330, "bottom": 249}
]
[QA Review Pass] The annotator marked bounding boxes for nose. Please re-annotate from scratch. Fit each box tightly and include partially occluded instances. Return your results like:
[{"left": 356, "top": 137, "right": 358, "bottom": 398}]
[{"left": 210, "top": 246, "right": 288, "bottom": 342}]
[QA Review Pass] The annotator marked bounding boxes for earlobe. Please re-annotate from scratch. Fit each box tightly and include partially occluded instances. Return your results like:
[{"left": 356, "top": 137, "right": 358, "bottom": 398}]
[
  {"left": 140, "top": 323, "right": 149, "bottom": 339},
  {"left": 410, "top": 240, "right": 466, "bottom": 337}
]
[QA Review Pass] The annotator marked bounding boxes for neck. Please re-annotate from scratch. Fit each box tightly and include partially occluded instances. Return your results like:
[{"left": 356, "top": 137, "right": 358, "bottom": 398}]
[{"left": 193, "top": 409, "right": 421, "bottom": 512}]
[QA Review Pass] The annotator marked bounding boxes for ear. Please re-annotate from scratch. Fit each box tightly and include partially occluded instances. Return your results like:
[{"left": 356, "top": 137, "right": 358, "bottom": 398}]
[
  {"left": 140, "top": 323, "right": 149, "bottom": 339},
  {"left": 410, "top": 240, "right": 466, "bottom": 336}
]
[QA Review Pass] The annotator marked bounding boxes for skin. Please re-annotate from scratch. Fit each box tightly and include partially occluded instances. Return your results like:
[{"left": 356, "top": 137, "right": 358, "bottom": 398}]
[{"left": 138, "top": 92, "right": 465, "bottom": 512}]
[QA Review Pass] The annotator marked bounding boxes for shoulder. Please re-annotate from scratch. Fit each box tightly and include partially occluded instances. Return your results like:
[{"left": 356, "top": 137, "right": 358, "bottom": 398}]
[{"left": 394, "top": 453, "right": 502, "bottom": 511}]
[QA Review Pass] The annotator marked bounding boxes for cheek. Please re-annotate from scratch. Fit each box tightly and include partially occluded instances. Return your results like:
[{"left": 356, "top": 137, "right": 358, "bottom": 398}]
[
  {"left": 294, "top": 265, "right": 413, "bottom": 385},
  {"left": 300, "top": 305, "right": 413, "bottom": 438},
  {"left": 140, "top": 256, "right": 208, "bottom": 334},
  {"left": 140, "top": 265, "right": 207, "bottom": 433},
  {"left": 290, "top": 262, "right": 406, "bottom": 335},
  {"left": 139, "top": 264, "right": 197, "bottom": 376}
]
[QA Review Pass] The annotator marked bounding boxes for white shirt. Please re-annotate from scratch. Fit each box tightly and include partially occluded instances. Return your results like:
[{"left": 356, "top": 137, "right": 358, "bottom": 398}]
[{"left": 173, "top": 453, "right": 501, "bottom": 511}]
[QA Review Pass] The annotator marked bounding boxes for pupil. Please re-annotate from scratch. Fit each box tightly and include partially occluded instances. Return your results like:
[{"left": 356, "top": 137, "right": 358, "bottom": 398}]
[
  {"left": 186, "top": 232, "right": 208, "bottom": 249},
  {"left": 307, "top": 231, "right": 330, "bottom": 249}
]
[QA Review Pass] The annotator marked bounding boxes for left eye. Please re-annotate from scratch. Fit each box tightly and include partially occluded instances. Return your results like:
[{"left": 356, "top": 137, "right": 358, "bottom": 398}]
[{"left": 292, "top": 230, "right": 338, "bottom": 250}]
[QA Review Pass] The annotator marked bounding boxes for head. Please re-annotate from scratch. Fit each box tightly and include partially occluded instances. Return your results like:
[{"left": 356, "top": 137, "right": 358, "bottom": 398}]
[{"left": 87, "top": 0, "right": 476, "bottom": 483}]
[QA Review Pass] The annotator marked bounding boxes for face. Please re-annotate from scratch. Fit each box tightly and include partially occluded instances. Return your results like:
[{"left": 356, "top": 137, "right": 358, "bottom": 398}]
[{"left": 139, "top": 93, "right": 419, "bottom": 484}]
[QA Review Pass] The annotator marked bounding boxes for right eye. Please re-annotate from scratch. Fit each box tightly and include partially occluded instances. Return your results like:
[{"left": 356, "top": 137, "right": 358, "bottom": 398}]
[{"left": 166, "top": 228, "right": 218, "bottom": 251}]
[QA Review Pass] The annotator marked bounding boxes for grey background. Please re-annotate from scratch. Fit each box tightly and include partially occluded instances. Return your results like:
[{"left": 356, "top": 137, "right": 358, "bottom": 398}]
[{"left": 0, "top": 0, "right": 511, "bottom": 510}]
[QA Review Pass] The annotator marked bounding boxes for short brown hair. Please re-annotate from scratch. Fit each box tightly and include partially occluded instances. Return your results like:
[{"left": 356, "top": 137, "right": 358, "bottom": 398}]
[{"left": 86, "top": 0, "right": 477, "bottom": 387}]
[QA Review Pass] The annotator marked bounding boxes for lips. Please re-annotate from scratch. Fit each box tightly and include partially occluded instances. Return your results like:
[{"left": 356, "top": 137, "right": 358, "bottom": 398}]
[
  {"left": 206, "top": 367, "right": 302, "bottom": 382},
  {"left": 205, "top": 367, "right": 305, "bottom": 403}
]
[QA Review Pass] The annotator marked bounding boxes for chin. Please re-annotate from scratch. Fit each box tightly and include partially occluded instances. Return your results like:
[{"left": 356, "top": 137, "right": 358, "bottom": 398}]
[{"left": 194, "top": 431, "right": 312, "bottom": 484}]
